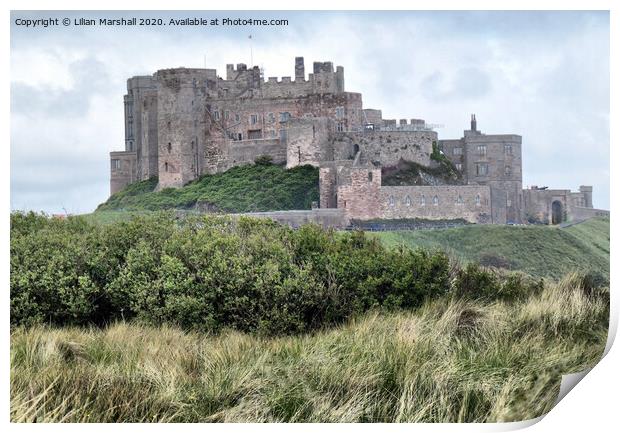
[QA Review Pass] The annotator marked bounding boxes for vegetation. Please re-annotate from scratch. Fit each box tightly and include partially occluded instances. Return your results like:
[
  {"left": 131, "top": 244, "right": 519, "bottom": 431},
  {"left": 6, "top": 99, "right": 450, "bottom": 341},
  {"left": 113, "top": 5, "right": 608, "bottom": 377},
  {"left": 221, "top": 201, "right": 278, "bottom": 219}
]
[
  {"left": 382, "top": 158, "right": 461, "bottom": 186},
  {"left": 372, "top": 217, "right": 610, "bottom": 280},
  {"left": 10, "top": 211, "right": 609, "bottom": 422},
  {"left": 10, "top": 274, "right": 608, "bottom": 422},
  {"left": 12, "top": 211, "right": 458, "bottom": 334},
  {"left": 96, "top": 162, "right": 319, "bottom": 213}
]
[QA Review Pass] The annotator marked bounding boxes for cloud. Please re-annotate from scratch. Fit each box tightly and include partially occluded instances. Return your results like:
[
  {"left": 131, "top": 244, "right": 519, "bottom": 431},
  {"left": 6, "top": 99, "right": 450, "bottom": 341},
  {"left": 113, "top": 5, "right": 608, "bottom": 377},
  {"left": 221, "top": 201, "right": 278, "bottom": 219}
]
[{"left": 10, "top": 11, "right": 609, "bottom": 213}]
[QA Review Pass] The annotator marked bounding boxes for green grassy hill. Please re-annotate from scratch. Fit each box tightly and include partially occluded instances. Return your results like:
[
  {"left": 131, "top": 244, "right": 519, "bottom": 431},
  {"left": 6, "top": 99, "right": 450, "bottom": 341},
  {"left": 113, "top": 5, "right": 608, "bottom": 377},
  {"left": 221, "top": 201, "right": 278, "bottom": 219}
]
[
  {"left": 96, "top": 161, "right": 319, "bottom": 213},
  {"left": 372, "top": 217, "right": 609, "bottom": 280}
]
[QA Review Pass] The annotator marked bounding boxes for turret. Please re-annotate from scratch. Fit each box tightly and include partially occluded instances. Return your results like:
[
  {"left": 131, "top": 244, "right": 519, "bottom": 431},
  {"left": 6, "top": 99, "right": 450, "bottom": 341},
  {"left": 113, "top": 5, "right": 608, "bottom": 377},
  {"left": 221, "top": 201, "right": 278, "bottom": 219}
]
[{"left": 295, "top": 57, "right": 305, "bottom": 81}]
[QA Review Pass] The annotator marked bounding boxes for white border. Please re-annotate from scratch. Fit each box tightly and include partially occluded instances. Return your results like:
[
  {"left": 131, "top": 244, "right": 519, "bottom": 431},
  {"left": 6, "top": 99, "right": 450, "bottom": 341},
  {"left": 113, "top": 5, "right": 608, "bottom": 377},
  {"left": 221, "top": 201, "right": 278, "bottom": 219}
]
[{"left": 2, "top": 1, "right": 617, "bottom": 431}]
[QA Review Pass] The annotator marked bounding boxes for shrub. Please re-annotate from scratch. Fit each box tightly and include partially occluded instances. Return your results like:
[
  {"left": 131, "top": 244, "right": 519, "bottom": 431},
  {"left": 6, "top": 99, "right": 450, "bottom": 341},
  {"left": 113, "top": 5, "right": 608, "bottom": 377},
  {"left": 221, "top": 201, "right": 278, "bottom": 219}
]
[{"left": 11, "top": 212, "right": 453, "bottom": 335}]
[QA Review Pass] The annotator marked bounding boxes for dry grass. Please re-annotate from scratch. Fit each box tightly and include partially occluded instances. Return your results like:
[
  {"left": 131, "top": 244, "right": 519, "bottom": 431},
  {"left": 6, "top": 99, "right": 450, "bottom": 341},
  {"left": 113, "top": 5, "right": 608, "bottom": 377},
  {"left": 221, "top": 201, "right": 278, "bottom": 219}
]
[{"left": 10, "top": 274, "right": 608, "bottom": 423}]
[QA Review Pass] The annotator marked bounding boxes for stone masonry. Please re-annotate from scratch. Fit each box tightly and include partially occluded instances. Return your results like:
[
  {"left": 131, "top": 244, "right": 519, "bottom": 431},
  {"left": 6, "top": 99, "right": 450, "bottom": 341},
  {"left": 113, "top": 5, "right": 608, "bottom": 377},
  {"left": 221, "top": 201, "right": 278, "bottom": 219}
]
[{"left": 110, "top": 57, "right": 604, "bottom": 225}]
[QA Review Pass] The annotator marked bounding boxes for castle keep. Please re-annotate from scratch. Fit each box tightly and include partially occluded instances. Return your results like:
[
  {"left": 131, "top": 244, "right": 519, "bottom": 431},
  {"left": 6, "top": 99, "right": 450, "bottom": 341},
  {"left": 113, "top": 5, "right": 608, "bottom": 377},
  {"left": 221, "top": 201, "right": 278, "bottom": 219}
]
[{"left": 110, "top": 57, "right": 607, "bottom": 225}]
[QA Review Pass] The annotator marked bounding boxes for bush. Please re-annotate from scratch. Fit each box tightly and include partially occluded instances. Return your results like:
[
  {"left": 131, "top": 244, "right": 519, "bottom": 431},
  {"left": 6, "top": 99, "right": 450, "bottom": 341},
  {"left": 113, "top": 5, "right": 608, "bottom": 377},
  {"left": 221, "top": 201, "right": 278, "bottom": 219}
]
[
  {"left": 453, "top": 263, "right": 542, "bottom": 302},
  {"left": 11, "top": 212, "right": 453, "bottom": 335}
]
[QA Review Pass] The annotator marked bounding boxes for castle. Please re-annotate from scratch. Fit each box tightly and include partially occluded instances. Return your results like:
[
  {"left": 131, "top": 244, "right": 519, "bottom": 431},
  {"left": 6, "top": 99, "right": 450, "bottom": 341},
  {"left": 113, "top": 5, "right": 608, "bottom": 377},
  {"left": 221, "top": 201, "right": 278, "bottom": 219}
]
[{"left": 110, "top": 57, "right": 607, "bottom": 226}]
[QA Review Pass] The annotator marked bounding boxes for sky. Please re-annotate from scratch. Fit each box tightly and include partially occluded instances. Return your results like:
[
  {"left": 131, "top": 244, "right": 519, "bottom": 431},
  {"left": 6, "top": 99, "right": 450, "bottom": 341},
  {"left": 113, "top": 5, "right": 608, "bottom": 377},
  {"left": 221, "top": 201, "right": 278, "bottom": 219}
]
[{"left": 10, "top": 10, "right": 610, "bottom": 214}]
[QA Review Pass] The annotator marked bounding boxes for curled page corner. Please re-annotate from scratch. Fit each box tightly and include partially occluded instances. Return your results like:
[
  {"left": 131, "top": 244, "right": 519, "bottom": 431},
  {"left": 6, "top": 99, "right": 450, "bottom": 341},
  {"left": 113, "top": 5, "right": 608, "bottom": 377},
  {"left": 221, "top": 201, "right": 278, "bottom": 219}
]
[{"left": 554, "top": 368, "right": 592, "bottom": 407}]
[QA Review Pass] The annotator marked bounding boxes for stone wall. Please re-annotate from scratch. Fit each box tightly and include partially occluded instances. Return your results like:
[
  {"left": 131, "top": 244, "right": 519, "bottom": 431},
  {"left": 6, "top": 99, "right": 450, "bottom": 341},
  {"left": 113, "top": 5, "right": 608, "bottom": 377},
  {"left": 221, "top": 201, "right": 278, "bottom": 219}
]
[
  {"left": 332, "top": 130, "right": 436, "bottom": 167},
  {"left": 286, "top": 117, "right": 332, "bottom": 168},
  {"left": 523, "top": 188, "right": 571, "bottom": 224},
  {"left": 569, "top": 206, "right": 609, "bottom": 221},
  {"left": 226, "top": 138, "right": 286, "bottom": 167},
  {"left": 337, "top": 167, "right": 383, "bottom": 220},
  {"left": 230, "top": 208, "right": 349, "bottom": 229},
  {"left": 109, "top": 151, "right": 137, "bottom": 195},
  {"left": 380, "top": 185, "right": 492, "bottom": 223}
]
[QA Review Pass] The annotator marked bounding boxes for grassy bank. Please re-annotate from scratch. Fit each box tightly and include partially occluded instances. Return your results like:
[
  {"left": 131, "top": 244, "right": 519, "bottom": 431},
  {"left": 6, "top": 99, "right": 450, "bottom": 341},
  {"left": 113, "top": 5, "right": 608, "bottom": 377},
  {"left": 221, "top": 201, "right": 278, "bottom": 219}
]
[
  {"left": 372, "top": 217, "right": 609, "bottom": 280},
  {"left": 10, "top": 274, "right": 608, "bottom": 423},
  {"left": 96, "top": 162, "right": 319, "bottom": 213}
]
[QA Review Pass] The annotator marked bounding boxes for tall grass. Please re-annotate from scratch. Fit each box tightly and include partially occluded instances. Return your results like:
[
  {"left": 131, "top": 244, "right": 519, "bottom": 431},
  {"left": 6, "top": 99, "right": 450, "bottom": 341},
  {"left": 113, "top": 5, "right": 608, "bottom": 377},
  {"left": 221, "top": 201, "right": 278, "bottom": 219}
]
[{"left": 10, "top": 273, "right": 608, "bottom": 423}]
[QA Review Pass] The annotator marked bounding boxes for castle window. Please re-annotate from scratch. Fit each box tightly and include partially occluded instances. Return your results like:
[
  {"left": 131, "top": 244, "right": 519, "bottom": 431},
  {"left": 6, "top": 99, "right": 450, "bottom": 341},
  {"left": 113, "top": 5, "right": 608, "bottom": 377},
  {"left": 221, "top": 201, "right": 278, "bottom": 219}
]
[
  {"left": 476, "top": 163, "right": 488, "bottom": 176},
  {"left": 167, "top": 143, "right": 172, "bottom": 153},
  {"left": 235, "top": 113, "right": 240, "bottom": 122},
  {"left": 225, "top": 110, "right": 230, "bottom": 120},
  {"left": 248, "top": 129, "right": 262, "bottom": 139},
  {"left": 457, "top": 195, "right": 463, "bottom": 205},
  {"left": 477, "top": 145, "right": 487, "bottom": 156},
  {"left": 279, "top": 129, "right": 287, "bottom": 142},
  {"left": 388, "top": 195, "right": 395, "bottom": 207},
  {"left": 335, "top": 106, "right": 345, "bottom": 119},
  {"left": 505, "top": 144, "right": 513, "bottom": 155},
  {"left": 250, "top": 114, "right": 258, "bottom": 125},
  {"left": 405, "top": 195, "right": 411, "bottom": 206},
  {"left": 127, "top": 120, "right": 133, "bottom": 138},
  {"left": 268, "top": 112, "right": 275, "bottom": 123},
  {"left": 421, "top": 195, "right": 426, "bottom": 206},
  {"left": 213, "top": 110, "right": 220, "bottom": 120},
  {"left": 128, "top": 141, "right": 133, "bottom": 152},
  {"left": 279, "top": 112, "right": 290, "bottom": 122},
  {"left": 453, "top": 147, "right": 463, "bottom": 156},
  {"left": 271, "top": 130, "right": 277, "bottom": 138},
  {"left": 368, "top": 172, "right": 373, "bottom": 182},
  {"left": 111, "top": 159, "right": 121, "bottom": 170},
  {"left": 475, "top": 194, "right": 481, "bottom": 206},
  {"left": 456, "top": 163, "right": 462, "bottom": 171},
  {"left": 507, "top": 198, "right": 512, "bottom": 207},
  {"left": 191, "top": 140, "right": 194, "bottom": 150},
  {"left": 433, "top": 195, "right": 439, "bottom": 206},
  {"left": 336, "top": 122, "right": 345, "bottom": 132},
  {"left": 167, "top": 121, "right": 171, "bottom": 130},
  {"left": 164, "top": 162, "right": 169, "bottom": 172},
  {"left": 504, "top": 165, "right": 512, "bottom": 176}
]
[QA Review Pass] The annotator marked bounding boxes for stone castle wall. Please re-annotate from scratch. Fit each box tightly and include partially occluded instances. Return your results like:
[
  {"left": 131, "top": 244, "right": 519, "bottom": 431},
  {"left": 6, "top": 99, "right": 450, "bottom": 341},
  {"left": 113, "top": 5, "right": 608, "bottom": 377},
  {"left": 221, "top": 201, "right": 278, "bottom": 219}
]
[
  {"left": 335, "top": 167, "right": 491, "bottom": 223},
  {"left": 379, "top": 185, "right": 491, "bottom": 223},
  {"left": 333, "top": 130, "right": 436, "bottom": 167}
]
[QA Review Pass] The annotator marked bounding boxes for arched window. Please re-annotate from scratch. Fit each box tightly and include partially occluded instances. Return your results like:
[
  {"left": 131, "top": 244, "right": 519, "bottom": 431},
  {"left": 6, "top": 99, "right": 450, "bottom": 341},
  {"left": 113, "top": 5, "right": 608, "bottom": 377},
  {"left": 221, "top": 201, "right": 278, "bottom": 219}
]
[
  {"left": 164, "top": 162, "right": 169, "bottom": 172},
  {"left": 167, "top": 142, "right": 172, "bottom": 153},
  {"left": 405, "top": 195, "right": 411, "bottom": 206},
  {"left": 433, "top": 195, "right": 439, "bottom": 206},
  {"left": 421, "top": 195, "right": 426, "bottom": 206},
  {"left": 368, "top": 172, "right": 373, "bottom": 182},
  {"left": 475, "top": 194, "right": 481, "bottom": 206},
  {"left": 457, "top": 195, "right": 463, "bottom": 205},
  {"left": 388, "top": 195, "right": 395, "bottom": 207}
]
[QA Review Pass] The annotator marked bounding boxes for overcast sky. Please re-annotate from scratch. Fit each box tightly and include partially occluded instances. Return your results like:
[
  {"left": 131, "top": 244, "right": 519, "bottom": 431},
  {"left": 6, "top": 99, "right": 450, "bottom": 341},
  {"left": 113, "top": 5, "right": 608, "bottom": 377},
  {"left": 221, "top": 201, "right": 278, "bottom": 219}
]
[{"left": 10, "top": 10, "right": 609, "bottom": 214}]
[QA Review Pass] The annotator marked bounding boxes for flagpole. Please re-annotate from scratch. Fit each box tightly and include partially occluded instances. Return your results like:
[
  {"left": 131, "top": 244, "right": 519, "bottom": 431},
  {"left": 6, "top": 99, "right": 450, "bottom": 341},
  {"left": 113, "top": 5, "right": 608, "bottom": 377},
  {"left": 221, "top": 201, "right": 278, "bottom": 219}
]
[{"left": 249, "top": 34, "right": 253, "bottom": 66}]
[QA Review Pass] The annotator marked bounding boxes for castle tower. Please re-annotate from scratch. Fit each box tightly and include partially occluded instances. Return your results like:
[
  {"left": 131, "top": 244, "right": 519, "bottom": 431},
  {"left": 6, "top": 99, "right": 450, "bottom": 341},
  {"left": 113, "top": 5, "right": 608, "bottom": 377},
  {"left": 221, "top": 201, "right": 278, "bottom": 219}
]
[
  {"left": 156, "top": 68, "right": 214, "bottom": 189},
  {"left": 295, "top": 57, "right": 305, "bottom": 81},
  {"left": 471, "top": 113, "right": 477, "bottom": 131},
  {"left": 579, "top": 185, "right": 593, "bottom": 208}
]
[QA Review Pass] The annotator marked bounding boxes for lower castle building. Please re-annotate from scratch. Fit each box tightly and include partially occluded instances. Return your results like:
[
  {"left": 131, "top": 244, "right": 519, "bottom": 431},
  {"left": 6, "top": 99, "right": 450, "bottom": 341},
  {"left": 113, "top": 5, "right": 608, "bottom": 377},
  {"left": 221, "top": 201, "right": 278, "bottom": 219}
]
[{"left": 110, "top": 57, "right": 607, "bottom": 225}]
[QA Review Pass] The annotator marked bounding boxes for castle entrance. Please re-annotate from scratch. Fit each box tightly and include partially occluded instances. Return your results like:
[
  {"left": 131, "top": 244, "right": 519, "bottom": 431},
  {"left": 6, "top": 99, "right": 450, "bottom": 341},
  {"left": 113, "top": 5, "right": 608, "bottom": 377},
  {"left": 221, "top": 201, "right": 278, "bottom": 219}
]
[{"left": 551, "top": 200, "right": 563, "bottom": 225}]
